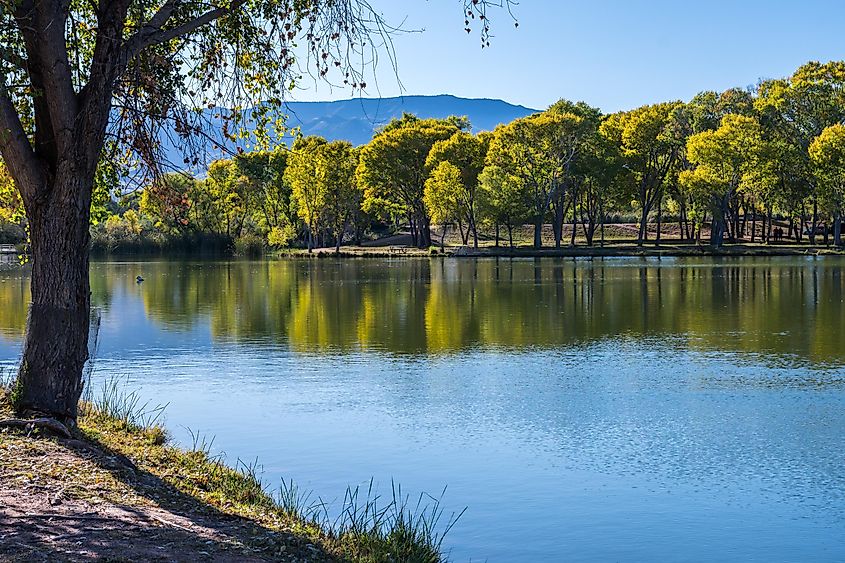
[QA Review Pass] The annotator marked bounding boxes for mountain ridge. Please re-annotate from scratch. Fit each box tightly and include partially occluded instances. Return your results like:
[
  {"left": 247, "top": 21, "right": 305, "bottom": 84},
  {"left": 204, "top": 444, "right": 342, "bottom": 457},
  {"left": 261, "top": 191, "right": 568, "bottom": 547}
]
[
  {"left": 160, "top": 94, "right": 539, "bottom": 169},
  {"left": 278, "top": 94, "right": 539, "bottom": 146}
]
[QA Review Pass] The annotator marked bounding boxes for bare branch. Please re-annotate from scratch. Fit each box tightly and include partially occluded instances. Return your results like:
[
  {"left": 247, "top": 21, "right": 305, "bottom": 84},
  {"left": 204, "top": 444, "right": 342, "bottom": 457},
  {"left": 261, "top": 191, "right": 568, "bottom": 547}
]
[
  {"left": 124, "top": 1, "right": 245, "bottom": 63},
  {"left": 0, "top": 85, "right": 43, "bottom": 196}
]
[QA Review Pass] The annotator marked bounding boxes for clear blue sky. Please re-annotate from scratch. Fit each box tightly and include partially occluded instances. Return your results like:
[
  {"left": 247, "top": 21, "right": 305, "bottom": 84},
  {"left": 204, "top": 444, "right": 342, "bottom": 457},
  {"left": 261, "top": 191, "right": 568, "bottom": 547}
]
[{"left": 291, "top": 0, "right": 845, "bottom": 112}]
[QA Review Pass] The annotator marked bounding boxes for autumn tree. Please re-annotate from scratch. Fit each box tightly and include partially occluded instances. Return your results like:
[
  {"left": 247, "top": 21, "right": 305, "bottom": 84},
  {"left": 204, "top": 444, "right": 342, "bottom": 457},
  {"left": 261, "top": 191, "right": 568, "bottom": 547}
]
[
  {"left": 486, "top": 111, "right": 592, "bottom": 248},
  {"left": 0, "top": 162, "right": 23, "bottom": 237},
  {"left": 357, "top": 116, "right": 461, "bottom": 247},
  {"left": 316, "top": 141, "right": 360, "bottom": 253},
  {"left": 424, "top": 162, "right": 463, "bottom": 248},
  {"left": 810, "top": 124, "right": 845, "bottom": 246},
  {"left": 425, "top": 131, "right": 489, "bottom": 247},
  {"left": 756, "top": 61, "right": 845, "bottom": 242},
  {"left": 285, "top": 136, "right": 328, "bottom": 251},
  {"left": 680, "top": 115, "right": 764, "bottom": 246},
  {"left": 600, "top": 102, "right": 684, "bottom": 245},
  {"left": 477, "top": 164, "right": 530, "bottom": 248},
  {"left": 139, "top": 173, "right": 195, "bottom": 234}
]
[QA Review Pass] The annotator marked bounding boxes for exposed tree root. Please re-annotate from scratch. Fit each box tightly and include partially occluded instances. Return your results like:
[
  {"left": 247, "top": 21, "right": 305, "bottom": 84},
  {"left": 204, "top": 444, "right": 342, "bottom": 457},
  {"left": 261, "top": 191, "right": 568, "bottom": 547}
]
[{"left": 0, "top": 417, "right": 72, "bottom": 438}]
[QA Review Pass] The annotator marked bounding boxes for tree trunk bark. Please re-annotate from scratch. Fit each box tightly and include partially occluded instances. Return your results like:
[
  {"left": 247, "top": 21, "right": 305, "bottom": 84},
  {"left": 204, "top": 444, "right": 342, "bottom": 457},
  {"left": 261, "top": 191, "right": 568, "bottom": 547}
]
[
  {"left": 637, "top": 206, "right": 648, "bottom": 246},
  {"left": 655, "top": 197, "right": 662, "bottom": 245},
  {"left": 767, "top": 208, "right": 773, "bottom": 244},
  {"left": 552, "top": 205, "right": 563, "bottom": 249},
  {"left": 419, "top": 214, "right": 432, "bottom": 248},
  {"left": 835, "top": 214, "right": 842, "bottom": 247},
  {"left": 533, "top": 218, "right": 542, "bottom": 249},
  {"left": 15, "top": 175, "right": 92, "bottom": 423},
  {"left": 810, "top": 199, "right": 818, "bottom": 245},
  {"left": 751, "top": 210, "right": 756, "bottom": 243}
]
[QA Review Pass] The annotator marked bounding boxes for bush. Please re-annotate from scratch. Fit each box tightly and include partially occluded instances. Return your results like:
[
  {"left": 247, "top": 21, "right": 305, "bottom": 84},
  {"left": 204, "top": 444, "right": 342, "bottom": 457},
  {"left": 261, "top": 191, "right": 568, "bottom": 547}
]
[
  {"left": 268, "top": 224, "right": 297, "bottom": 248},
  {"left": 234, "top": 233, "right": 265, "bottom": 257}
]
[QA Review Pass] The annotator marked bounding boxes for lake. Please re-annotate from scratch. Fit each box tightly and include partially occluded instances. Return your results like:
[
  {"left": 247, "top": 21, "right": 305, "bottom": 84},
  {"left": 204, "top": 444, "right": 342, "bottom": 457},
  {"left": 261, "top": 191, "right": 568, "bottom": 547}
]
[{"left": 2, "top": 257, "right": 845, "bottom": 561}]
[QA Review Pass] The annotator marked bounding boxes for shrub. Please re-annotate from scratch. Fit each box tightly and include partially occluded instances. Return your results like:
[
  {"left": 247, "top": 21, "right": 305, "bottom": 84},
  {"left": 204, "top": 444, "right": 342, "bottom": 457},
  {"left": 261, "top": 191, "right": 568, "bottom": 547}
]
[{"left": 234, "top": 233, "right": 265, "bottom": 257}]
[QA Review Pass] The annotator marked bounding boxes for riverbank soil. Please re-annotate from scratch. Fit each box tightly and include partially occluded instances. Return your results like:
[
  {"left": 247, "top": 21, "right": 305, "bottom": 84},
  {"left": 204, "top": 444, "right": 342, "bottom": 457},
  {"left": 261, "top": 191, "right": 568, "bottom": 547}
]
[
  {"left": 0, "top": 393, "right": 331, "bottom": 563},
  {"left": 275, "top": 223, "right": 845, "bottom": 258}
]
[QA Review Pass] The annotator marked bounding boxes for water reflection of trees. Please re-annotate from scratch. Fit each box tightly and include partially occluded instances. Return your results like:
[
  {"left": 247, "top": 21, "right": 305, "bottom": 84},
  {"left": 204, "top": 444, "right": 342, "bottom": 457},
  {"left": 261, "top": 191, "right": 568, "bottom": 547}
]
[{"left": 1, "top": 258, "right": 843, "bottom": 363}]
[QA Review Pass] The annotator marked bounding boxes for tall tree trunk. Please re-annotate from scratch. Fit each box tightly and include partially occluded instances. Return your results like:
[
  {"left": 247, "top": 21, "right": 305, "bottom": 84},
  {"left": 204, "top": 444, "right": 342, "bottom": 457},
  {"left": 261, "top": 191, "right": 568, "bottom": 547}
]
[
  {"left": 600, "top": 210, "right": 605, "bottom": 248},
  {"left": 655, "top": 197, "right": 662, "bottom": 245},
  {"left": 533, "top": 217, "right": 542, "bottom": 249},
  {"left": 15, "top": 173, "right": 92, "bottom": 423},
  {"left": 835, "top": 214, "right": 842, "bottom": 247},
  {"left": 419, "top": 214, "right": 432, "bottom": 248},
  {"left": 637, "top": 206, "right": 648, "bottom": 246},
  {"left": 710, "top": 196, "right": 728, "bottom": 247},
  {"left": 552, "top": 204, "right": 563, "bottom": 249},
  {"left": 751, "top": 210, "right": 756, "bottom": 243},
  {"left": 457, "top": 219, "right": 466, "bottom": 245},
  {"left": 494, "top": 223, "right": 500, "bottom": 248},
  {"left": 767, "top": 208, "right": 773, "bottom": 244}
]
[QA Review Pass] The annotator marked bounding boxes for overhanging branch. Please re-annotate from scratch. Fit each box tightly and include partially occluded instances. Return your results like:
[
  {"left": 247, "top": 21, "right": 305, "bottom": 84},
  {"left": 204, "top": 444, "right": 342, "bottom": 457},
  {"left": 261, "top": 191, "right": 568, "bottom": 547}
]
[{"left": 0, "top": 84, "right": 43, "bottom": 196}]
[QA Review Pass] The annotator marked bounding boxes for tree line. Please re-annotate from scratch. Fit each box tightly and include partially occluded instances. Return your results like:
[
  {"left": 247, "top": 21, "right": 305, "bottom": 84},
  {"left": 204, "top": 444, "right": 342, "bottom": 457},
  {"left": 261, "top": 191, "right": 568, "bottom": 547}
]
[{"left": 3, "top": 60, "right": 845, "bottom": 252}]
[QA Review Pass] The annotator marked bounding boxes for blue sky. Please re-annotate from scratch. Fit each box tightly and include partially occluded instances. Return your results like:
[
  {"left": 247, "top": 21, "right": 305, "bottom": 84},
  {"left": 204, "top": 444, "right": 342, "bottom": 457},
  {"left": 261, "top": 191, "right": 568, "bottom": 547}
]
[{"left": 291, "top": 0, "right": 845, "bottom": 112}]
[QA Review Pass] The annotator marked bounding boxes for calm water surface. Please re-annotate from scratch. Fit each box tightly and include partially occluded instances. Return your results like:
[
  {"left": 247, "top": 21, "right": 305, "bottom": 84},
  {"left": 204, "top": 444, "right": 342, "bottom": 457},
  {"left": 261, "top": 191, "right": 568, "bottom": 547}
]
[{"left": 2, "top": 257, "right": 845, "bottom": 561}]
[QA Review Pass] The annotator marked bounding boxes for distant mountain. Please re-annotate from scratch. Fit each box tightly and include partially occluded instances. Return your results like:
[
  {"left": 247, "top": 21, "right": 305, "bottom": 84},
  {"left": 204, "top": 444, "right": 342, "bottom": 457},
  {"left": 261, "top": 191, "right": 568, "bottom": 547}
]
[
  {"left": 158, "top": 94, "right": 538, "bottom": 171},
  {"left": 279, "top": 94, "right": 539, "bottom": 146}
]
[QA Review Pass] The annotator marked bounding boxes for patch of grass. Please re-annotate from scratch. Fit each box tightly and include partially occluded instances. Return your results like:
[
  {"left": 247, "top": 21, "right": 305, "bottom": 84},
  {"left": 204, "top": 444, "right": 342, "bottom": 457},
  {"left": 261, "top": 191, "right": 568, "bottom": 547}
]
[
  {"left": 75, "top": 386, "right": 461, "bottom": 562},
  {"left": 1, "top": 370, "right": 462, "bottom": 561},
  {"left": 328, "top": 480, "right": 464, "bottom": 563},
  {"left": 81, "top": 375, "right": 169, "bottom": 436}
]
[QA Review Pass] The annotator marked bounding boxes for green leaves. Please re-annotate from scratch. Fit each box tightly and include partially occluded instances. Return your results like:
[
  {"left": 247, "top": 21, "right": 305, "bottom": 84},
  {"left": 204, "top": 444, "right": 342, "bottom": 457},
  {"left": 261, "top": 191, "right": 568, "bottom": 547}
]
[
  {"left": 358, "top": 117, "right": 459, "bottom": 221},
  {"left": 810, "top": 124, "right": 845, "bottom": 214}
]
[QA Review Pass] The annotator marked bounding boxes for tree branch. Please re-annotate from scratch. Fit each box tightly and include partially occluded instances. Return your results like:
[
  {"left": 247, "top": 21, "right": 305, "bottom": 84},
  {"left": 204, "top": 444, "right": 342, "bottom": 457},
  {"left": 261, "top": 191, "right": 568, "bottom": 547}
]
[
  {"left": 0, "top": 85, "right": 43, "bottom": 197},
  {"left": 14, "top": 0, "right": 78, "bottom": 150},
  {"left": 124, "top": 1, "right": 245, "bottom": 62}
]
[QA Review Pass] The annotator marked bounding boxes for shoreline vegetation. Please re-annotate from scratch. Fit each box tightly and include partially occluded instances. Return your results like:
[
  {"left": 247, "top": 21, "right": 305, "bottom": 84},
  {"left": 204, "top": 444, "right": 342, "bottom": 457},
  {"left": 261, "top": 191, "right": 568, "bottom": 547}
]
[
  {"left": 0, "top": 379, "right": 460, "bottom": 563},
  {"left": 275, "top": 241, "right": 845, "bottom": 259}
]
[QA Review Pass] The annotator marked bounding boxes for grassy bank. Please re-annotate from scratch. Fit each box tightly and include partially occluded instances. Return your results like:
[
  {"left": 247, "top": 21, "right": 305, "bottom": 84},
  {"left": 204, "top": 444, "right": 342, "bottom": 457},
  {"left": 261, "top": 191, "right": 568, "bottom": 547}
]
[{"left": 0, "top": 382, "right": 459, "bottom": 562}]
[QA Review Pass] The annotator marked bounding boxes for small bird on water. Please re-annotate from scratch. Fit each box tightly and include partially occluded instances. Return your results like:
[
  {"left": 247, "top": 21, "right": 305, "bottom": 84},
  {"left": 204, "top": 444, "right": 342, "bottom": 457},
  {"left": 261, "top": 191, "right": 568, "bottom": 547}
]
[{"left": 136, "top": 275, "right": 144, "bottom": 283}]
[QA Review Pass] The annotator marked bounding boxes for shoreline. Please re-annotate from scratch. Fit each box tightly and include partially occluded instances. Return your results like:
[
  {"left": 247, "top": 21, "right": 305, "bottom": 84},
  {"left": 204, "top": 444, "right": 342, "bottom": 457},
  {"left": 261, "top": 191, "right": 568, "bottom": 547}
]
[
  {"left": 0, "top": 386, "right": 452, "bottom": 562},
  {"left": 274, "top": 243, "right": 845, "bottom": 259}
]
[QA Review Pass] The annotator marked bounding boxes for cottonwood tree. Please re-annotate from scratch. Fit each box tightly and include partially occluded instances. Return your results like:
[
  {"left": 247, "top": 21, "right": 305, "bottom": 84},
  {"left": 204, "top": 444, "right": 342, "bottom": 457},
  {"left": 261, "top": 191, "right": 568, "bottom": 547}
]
[
  {"left": 680, "top": 115, "right": 764, "bottom": 246},
  {"left": 357, "top": 115, "right": 461, "bottom": 247},
  {"left": 423, "top": 161, "right": 463, "bottom": 248},
  {"left": 425, "top": 131, "right": 489, "bottom": 247},
  {"left": 756, "top": 62, "right": 845, "bottom": 242},
  {"left": 600, "top": 102, "right": 684, "bottom": 245},
  {"left": 0, "top": 0, "right": 511, "bottom": 422},
  {"left": 476, "top": 164, "right": 530, "bottom": 248},
  {"left": 285, "top": 136, "right": 328, "bottom": 251},
  {"left": 316, "top": 141, "right": 360, "bottom": 253},
  {"left": 486, "top": 111, "right": 590, "bottom": 248},
  {"left": 810, "top": 124, "right": 845, "bottom": 246}
]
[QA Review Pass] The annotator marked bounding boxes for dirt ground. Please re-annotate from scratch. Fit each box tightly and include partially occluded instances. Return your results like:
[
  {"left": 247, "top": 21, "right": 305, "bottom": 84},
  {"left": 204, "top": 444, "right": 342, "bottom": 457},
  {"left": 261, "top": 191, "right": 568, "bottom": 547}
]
[{"left": 0, "top": 432, "right": 329, "bottom": 563}]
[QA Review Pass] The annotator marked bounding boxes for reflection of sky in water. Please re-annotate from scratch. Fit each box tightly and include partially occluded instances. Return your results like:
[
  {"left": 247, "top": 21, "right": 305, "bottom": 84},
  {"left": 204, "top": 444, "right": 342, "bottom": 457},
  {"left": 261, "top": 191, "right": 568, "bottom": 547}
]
[{"left": 1, "top": 258, "right": 845, "bottom": 561}]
